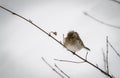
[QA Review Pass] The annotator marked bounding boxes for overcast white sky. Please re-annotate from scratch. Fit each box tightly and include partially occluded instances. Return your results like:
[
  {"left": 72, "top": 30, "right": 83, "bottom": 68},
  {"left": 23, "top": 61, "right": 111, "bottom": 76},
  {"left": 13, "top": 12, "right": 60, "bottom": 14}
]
[{"left": 0, "top": 0, "right": 120, "bottom": 78}]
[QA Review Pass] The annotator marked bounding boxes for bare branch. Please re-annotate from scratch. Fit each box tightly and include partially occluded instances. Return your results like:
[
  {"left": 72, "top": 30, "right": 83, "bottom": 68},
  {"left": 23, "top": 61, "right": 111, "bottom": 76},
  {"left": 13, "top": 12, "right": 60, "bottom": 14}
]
[
  {"left": 108, "top": 41, "right": 120, "bottom": 58},
  {"left": 85, "top": 52, "right": 88, "bottom": 60},
  {"left": 63, "top": 34, "right": 64, "bottom": 44},
  {"left": 62, "top": 51, "right": 113, "bottom": 78},
  {"left": 54, "top": 59, "right": 85, "bottom": 63},
  {"left": 106, "top": 36, "right": 109, "bottom": 74},
  {"left": 41, "top": 57, "right": 65, "bottom": 78},
  {"left": 102, "top": 49, "right": 107, "bottom": 72},
  {"left": 55, "top": 64, "right": 70, "bottom": 78},
  {"left": 54, "top": 52, "right": 88, "bottom": 64},
  {"left": 83, "top": 12, "right": 120, "bottom": 29},
  {"left": 0, "top": 5, "right": 113, "bottom": 78}
]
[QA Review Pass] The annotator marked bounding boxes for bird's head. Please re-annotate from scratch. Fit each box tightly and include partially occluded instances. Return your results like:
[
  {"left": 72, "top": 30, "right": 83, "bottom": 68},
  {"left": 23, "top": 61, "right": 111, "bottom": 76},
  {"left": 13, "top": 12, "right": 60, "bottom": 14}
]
[{"left": 67, "top": 31, "right": 79, "bottom": 39}]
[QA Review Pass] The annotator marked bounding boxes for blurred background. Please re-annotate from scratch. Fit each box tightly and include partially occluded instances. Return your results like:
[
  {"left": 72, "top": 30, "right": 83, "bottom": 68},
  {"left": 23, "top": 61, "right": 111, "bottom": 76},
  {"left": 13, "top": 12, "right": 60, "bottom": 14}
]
[{"left": 0, "top": 0, "right": 120, "bottom": 78}]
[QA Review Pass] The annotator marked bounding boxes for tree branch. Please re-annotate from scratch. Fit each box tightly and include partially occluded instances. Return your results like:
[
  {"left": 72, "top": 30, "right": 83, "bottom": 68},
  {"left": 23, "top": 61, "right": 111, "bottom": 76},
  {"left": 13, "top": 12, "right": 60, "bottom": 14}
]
[
  {"left": 102, "top": 49, "right": 107, "bottom": 71},
  {"left": 106, "top": 36, "right": 109, "bottom": 74},
  {"left": 54, "top": 59, "right": 85, "bottom": 63},
  {"left": 108, "top": 40, "right": 120, "bottom": 58},
  {"left": 54, "top": 52, "right": 88, "bottom": 64},
  {"left": 55, "top": 64, "right": 70, "bottom": 78},
  {"left": 83, "top": 12, "right": 120, "bottom": 29},
  {"left": 41, "top": 57, "right": 65, "bottom": 78},
  {"left": 0, "top": 5, "right": 113, "bottom": 78}
]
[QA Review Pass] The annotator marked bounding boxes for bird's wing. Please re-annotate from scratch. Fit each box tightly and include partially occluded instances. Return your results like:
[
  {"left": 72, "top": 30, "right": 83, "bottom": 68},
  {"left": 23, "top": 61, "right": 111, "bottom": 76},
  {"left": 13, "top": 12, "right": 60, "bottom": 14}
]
[{"left": 77, "top": 36, "right": 84, "bottom": 46}]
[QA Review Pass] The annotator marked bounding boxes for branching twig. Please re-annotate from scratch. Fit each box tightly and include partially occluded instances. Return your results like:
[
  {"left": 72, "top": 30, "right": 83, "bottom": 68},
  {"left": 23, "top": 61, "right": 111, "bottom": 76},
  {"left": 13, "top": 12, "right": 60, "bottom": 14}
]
[
  {"left": 108, "top": 41, "right": 120, "bottom": 58},
  {"left": 54, "top": 52, "right": 88, "bottom": 64},
  {"left": 55, "top": 64, "right": 70, "bottom": 78},
  {"left": 0, "top": 5, "right": 113, "bottom": 78},
  {"left": 41, "top": 57, "right": 65, "bottom": 78},
  {"left": 83, "top": 12, "right": 120, "bottom": 29}
]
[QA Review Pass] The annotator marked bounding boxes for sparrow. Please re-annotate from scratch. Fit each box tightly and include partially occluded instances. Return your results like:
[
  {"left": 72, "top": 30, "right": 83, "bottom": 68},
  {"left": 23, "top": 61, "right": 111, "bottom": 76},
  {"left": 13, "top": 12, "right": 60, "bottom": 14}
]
[{"left": 63, "top": 31, "right": 90, "bottom": 52}]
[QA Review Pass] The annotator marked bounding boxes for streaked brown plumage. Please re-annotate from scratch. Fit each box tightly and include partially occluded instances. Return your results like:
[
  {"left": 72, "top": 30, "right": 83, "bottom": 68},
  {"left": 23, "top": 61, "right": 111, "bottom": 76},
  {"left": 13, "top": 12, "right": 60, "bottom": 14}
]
[{"left": 64, "top": 31, "right": 90, "bottom": 52}]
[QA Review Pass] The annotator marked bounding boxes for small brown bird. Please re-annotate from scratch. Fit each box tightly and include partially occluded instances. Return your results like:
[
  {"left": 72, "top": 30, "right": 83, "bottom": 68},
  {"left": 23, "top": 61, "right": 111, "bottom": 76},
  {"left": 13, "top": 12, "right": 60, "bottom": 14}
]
[{"left": 64, "top": 31, "right": 90, "bottom": 52}]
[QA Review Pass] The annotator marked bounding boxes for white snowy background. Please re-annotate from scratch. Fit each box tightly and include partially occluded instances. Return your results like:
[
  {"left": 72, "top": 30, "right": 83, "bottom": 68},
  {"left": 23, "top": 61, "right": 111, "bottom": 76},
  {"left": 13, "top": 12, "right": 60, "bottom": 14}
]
[{"left": 0, "top": 0, "right": 120, "bottom": 78}]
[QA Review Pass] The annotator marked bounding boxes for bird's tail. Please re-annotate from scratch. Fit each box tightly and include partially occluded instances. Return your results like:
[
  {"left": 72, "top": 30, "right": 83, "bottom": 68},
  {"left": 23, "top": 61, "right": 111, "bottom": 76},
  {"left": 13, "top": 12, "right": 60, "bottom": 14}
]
[{"left": 84, "top": 46, "right": 90, "bottom": 51}]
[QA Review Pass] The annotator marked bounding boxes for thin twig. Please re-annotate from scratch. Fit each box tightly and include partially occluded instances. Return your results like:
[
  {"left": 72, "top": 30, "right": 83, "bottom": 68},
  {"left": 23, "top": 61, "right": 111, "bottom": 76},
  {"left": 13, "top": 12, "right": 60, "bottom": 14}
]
[
  {"left": 41, "top": 57, "right": 65, "bottom": 78},
  {"left": 83, "top": 12, "right": 120, "bottom": 29},
  {"left": 106, "top": 36, "right": 109, "bottom": 74},
  {"left": 54, "top": 59, "right": 85, "bottom": 63},
  {"left": 102, "top": 49, "right": 107, "bottom": 72},
  {"left": 85, "top": 52, "right": 88, "bottom": 60},
  {"left": 54, "top": 52, "right": 88, "bottom": 64},
  {"left": 63, "top": 34, "right": 64, "bottom": 44},
  {"left": 0, "top": 5, "right": 113, "bottom": 78},
  {"left": 108, "top": 41, "right": 120, "bottom": 58},
  {"left": 55, "top": 64, "right": 70, "bottom": 78}
]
